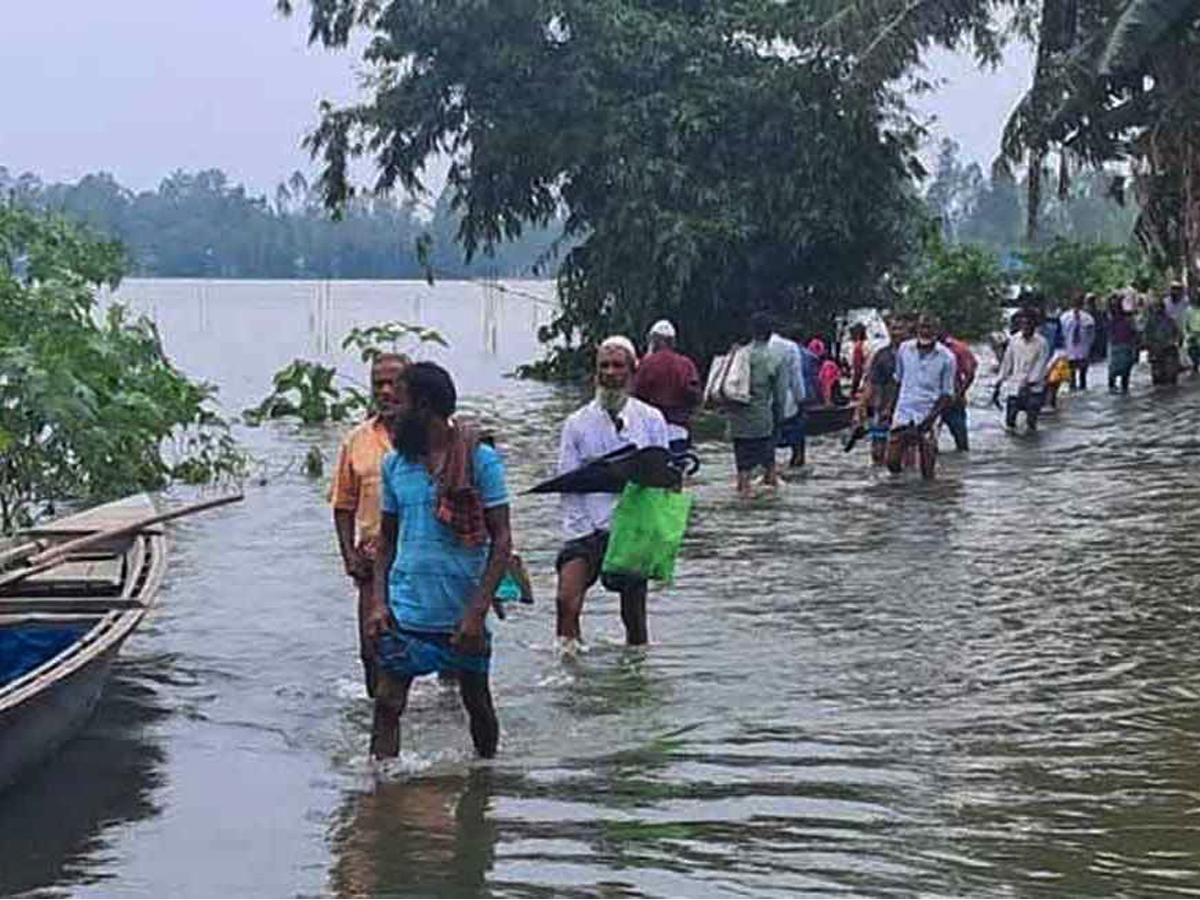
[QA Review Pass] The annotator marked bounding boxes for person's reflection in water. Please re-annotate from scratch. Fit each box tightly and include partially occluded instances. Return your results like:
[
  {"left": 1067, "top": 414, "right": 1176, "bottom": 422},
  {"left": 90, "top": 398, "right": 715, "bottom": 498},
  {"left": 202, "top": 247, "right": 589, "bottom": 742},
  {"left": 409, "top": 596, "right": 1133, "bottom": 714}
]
[{"left": 330, "top": 770, "right": 497, "bottom": 898}]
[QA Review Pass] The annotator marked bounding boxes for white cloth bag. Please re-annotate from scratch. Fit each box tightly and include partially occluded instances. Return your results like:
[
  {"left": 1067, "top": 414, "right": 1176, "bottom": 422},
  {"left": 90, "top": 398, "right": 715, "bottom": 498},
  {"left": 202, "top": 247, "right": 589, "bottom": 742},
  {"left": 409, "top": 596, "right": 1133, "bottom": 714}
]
[{"left": 704, "top": 344, "right": 751, "bottom": 405}]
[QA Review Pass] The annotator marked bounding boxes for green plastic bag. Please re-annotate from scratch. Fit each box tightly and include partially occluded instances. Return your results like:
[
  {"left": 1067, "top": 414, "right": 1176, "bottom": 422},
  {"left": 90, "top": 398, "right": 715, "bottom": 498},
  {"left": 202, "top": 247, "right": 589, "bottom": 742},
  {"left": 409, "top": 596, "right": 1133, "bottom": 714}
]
[{"left": 601, "top": 484, "right": 693, "bottom": 583}]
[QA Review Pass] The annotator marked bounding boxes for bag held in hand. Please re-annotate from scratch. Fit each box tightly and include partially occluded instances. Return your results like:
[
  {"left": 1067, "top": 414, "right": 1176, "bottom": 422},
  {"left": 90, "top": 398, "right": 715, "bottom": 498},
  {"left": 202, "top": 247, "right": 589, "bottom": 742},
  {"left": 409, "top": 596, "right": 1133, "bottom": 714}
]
[
  {"left": 703, "top": 345, "right": 751, "bottom": 405},
  {"left": 601, "top": 484, "right": 693, "bottom": 583}
]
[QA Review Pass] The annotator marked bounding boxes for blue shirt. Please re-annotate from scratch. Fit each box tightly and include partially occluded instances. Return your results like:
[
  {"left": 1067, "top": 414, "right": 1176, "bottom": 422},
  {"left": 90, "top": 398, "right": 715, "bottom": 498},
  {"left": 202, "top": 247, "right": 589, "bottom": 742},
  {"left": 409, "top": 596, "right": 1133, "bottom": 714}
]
[
  {"left": 380, "top": 444, "right": 509, "bottom": 632},
  {"left": 892, "top": 339, "right": 957, "bottom": 427}
]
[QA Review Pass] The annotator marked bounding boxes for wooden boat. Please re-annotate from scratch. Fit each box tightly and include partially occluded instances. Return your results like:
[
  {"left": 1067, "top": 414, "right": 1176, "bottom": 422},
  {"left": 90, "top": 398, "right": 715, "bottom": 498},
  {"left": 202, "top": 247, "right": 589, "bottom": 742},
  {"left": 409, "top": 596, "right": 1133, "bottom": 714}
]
[{"left": 0, "top": 494, "right": 167, "bottom": 792}]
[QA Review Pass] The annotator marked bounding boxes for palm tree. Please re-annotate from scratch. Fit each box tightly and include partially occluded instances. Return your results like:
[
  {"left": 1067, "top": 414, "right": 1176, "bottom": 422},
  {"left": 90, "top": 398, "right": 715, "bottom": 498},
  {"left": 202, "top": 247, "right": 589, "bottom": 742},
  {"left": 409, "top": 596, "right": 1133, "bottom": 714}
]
[{"left": 999, "top": 0, "right": 1199, "bottom": 278}]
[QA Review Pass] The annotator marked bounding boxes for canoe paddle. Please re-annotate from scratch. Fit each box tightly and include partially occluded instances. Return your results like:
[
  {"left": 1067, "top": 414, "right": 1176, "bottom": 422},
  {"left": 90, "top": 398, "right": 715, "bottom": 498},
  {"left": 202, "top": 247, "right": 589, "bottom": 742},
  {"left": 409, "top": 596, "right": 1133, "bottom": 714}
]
[{"left": 0, "top": 494, "right": 244, "bottom": 590}]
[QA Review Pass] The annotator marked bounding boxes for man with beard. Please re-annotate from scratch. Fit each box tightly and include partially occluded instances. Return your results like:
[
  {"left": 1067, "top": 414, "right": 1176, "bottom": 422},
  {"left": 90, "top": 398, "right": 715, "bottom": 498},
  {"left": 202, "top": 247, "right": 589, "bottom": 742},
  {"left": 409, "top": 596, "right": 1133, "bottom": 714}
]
[
  {"left": 887, "top": 314, "right": 956, "bottom": 479},
  {"left": 365, "top": 362, "right": 512, "bottom": 759},
  {"left": 555, "top": 336, "right": 670, "bottom": 649},
  {"left": 330, "top": 353, "right": 408, "bottom": 699}
]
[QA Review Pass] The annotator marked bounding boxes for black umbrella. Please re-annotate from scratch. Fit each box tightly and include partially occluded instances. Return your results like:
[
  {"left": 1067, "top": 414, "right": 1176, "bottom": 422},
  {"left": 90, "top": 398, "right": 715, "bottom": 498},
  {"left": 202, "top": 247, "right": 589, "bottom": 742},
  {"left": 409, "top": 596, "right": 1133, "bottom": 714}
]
[{"left": 527, "top": 445, "right": 683, "bottom": 494}]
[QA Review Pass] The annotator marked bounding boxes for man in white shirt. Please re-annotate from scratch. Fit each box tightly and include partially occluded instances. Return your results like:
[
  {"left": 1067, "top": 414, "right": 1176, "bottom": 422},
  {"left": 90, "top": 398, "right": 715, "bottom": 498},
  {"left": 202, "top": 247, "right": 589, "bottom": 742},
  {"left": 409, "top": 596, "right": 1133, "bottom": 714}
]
[
  {"left": 996, "top": 308, "right": 1051, "bottom": 432},
  {"left": 887, "top": 314, "right": 956, "bottom": 479},
  {"left": 767, "top": 323, "right": 810, "bottom": 469},
  {"left": 555, "top": 336, "right": 670, "bottom": 648},
  {"left": 1059, "top": 294, "right": 1096, "bottom": 391}
]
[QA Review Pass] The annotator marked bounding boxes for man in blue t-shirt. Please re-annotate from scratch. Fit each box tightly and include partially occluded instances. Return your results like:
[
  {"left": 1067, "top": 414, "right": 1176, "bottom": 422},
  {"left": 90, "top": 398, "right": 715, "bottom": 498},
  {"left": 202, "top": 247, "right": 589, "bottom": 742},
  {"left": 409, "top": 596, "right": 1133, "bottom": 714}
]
[{"left": 366, "top": 362, "right": 512, "bottom": 759}]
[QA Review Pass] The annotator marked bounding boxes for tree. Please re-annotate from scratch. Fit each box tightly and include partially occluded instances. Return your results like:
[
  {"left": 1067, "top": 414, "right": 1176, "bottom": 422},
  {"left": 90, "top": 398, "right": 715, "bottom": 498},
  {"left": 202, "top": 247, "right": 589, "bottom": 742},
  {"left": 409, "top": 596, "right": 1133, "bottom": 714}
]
[
  {"left": 0, "top": 205, "right": 246, "bottom": 533},
  {"left": 10, "top": 165, "right": 564, "bottom": 280},
  {"left": 926, "top": 139, "right": 988, "bottom": 242},
  {"left": 899, "top": 235, "right": 1007, "bottom": 338},
  {"left": 998, "top": 0, "right": 1200, "bottom": 277},
  {"left": 280, "top": 0, "right": 932, "bottom": 376},
  {"left": 1019, "top": 237, "right": 1147, "bottom": 303}
]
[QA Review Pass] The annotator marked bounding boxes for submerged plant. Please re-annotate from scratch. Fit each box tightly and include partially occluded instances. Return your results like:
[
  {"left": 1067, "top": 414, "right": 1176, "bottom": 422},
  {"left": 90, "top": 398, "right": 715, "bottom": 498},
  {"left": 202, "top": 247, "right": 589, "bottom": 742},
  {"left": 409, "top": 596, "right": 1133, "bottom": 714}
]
[{"left": 243, "top": 321, "right": 447, "bottom": 427}]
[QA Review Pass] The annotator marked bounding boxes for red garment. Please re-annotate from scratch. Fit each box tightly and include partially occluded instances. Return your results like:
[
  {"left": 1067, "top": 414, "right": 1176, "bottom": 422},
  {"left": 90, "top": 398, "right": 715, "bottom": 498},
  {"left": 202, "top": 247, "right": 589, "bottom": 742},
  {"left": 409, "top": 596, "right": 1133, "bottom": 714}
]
[
  {"left": 434, "top": 423, "right": 488, "bottom": 546},
  {"left": 632, "top": 348, "right": 702, "bottom": 428},
  {"left": 942, "top": 337, "right": 978, "bottom": 394},
  {"left": 850, "top": 340, "right": 866, "bottom": 394},
  {"left": 818, "top": 360, "right": 841, "bottom": 405}
]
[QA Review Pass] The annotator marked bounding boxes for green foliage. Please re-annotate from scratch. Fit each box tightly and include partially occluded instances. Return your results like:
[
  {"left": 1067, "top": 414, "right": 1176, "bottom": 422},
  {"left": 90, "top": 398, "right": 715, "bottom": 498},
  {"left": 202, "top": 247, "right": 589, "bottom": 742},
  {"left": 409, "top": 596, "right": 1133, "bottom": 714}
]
[
  {"left": 241, "top": 359, "right": 367, "bottom": 426},
  {"left": 0, "top": 204, "right": 247, "bottom": 534},
  {"left": 244, "top": 321, "right": 447, "bottom": 426},
  {"left": 899, "top": 238, "right": 1007, "bottom": 339},
  {"left": 283, "top": 0, "right": 929, "bottom": 378},
  {"left": 0, "top": 166, "right": 565, "bottom": 279},
  {"left": 925, "top": 141, "right": 1138, "bottom": 257},
  {"left": 1099, "top": 0, "right": 1196, "bottom": 76},
  {"left": 996, "top": 0, "right": 1200, "bottom": 271},
  {"left": 1019, "top": 238, "right": 1148, "bottom": 303},
  {"left": 341, "top": 321, "right": 447, "bottom": 363}
]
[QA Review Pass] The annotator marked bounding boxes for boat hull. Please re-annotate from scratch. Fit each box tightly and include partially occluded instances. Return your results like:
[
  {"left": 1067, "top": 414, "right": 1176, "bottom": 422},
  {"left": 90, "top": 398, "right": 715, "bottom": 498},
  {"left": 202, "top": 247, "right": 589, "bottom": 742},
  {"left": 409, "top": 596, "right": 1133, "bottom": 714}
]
[
  {"left": 0, "top": 495, "right": 166, "bottom": 793},
  {"left": 0, "top": 641, "right": 119, "bottom": 792}
]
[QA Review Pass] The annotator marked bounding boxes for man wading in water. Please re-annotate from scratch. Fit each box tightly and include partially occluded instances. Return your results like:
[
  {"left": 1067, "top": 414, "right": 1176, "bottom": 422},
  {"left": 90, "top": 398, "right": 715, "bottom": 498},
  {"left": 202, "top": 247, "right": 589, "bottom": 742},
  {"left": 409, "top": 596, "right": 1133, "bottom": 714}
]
[
  {"left": 995, "top": 308, "right": 1050, "bottom": 432},
  {"left": 555, "top": 337, "right": 669, "bottom": 650},
  {"left": 728, "top": 313, "right": 786, "bottom": 497},
  {"left": 366, "top": 362, "right": 512, "bottom": 759},
  {"left": 855, "top": 313, "right": 909, "bottom": 466},
  {"left": 330, "top": 353, "right": 408, "bottom": 700},
  {"left": 632, "top": 319, "right": 702, "bottom": 457},
  {"left": 887, "top": 314, "right": 956, "bottom": 480}
]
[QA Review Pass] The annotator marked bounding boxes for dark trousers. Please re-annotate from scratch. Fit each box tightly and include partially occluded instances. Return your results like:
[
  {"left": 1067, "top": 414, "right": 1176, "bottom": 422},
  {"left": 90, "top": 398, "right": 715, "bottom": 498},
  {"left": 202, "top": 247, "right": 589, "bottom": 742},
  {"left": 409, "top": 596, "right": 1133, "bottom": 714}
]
[
  {"left": 1069, "top": 359, "right": 1089, "bottom": 390},
  {"left": 941, "top": 403, "right": 969, "bottom": 451},
  {"left": 1151, "top": 347, "right": 1181, "bottom": 386},
  {"left": 1006, "top": 389, "right": 1045, "bottom": 430}
]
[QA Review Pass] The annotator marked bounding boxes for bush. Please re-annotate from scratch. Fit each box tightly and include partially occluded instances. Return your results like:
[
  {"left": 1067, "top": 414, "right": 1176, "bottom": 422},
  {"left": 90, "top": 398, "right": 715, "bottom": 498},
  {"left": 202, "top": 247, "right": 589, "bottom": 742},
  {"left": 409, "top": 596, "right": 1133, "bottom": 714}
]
[
  {"left": 0, "top": 205, "right": 246, "bottom": 533},
  {"left": 1019, "top": 238, "right": 1149, "bottom": 303},
  {"left": 898, "top": 240, "right": 1007, "bottom": 339}
]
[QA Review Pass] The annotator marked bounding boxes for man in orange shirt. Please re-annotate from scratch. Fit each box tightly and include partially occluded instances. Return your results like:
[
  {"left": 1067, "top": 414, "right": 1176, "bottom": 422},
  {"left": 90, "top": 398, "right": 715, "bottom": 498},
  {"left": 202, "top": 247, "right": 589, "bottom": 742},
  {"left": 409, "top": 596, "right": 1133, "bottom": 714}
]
[{"left": 330, "top": 353, "right": 409, "bottom": 698}]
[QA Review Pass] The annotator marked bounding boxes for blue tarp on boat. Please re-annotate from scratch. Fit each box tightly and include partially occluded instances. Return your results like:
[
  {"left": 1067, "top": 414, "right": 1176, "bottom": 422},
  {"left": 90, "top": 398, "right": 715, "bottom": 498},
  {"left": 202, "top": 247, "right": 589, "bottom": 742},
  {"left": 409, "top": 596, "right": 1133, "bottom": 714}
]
[{"left": 0, "top": 625, "right": 90, "bottom": 687}]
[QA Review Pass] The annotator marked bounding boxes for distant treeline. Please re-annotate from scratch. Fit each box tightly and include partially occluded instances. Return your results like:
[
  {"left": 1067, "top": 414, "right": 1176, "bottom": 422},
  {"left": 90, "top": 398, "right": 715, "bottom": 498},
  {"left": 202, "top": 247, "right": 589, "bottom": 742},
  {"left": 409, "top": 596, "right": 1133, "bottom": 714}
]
[{"left": 0, "top": 166, "right": 566, "bottom": 279}]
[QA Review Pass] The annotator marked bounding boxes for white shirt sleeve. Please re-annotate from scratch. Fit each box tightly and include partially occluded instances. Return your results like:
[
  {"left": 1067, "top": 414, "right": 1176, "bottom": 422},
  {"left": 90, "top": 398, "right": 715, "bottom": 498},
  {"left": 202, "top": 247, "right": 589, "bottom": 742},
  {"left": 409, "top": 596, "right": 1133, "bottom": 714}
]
[
  {"left": 558, "top": 414, "right": 590, "bottom": 539},
  {"left": 648, "top": 408, "right": 670, "bottom": 449}
]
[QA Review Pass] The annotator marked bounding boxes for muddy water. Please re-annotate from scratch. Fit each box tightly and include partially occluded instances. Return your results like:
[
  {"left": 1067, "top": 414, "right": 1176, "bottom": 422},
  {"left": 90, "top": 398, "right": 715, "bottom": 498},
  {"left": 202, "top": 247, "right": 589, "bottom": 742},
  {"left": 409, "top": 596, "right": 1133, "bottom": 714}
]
[{"left": 5, "top": 279, "right": 1200, "bottom": 897}]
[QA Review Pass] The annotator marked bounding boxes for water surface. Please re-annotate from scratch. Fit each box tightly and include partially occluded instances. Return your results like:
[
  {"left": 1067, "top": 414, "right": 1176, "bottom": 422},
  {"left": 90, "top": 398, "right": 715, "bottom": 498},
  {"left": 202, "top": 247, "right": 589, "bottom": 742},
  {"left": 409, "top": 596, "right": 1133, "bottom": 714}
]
[{"left": 5, "top": 279, "right": 1200, "bottom": 897}]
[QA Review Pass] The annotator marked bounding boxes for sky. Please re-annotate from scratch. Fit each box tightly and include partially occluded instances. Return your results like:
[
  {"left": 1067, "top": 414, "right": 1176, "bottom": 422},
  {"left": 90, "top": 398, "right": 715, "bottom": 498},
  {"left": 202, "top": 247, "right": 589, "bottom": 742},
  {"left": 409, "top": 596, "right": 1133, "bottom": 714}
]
[{"left": 1, "top": 4, "right": 1033, "bottom": 198}]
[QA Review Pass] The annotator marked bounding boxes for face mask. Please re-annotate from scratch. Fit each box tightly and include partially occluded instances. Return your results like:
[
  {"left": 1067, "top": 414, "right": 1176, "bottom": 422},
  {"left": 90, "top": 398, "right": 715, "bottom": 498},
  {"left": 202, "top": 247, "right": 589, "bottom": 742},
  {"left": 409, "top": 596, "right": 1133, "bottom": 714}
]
[{"left": 917, "top": 336, "right": 934, "bottom": 348}]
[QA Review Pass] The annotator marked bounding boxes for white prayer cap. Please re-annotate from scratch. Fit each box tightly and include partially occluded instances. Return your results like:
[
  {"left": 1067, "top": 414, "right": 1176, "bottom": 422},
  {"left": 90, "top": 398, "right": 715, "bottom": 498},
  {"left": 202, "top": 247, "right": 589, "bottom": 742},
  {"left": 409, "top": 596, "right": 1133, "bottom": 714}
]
[
  {"left": 648, "top": 319, "right": 677, "bottom": 339},
  {"left": 599, "top": 335, "right": 638, "bottom": 367}
]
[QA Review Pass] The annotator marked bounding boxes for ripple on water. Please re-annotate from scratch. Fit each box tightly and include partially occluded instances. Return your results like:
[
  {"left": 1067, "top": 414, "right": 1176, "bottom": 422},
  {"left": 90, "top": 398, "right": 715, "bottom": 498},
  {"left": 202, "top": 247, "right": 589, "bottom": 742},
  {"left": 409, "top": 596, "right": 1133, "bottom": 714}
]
[{"left": 19, "top": 295, "right": 1200, "bottom": 898}]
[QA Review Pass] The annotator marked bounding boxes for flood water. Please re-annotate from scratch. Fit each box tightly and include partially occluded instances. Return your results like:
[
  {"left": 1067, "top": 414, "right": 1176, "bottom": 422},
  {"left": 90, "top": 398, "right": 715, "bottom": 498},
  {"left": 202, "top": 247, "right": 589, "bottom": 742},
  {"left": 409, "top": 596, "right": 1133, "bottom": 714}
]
[{"left": 5, "top": 278, "right": 1200, "bottom": 897}]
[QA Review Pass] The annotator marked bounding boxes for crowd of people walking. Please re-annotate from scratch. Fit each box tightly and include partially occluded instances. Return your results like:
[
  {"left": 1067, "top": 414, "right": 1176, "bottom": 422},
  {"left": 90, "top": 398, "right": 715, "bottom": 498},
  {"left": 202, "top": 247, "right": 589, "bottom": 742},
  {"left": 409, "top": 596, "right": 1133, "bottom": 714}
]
[{"left": 324, "top": 281, "right": 1194, "bottom": 760}]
